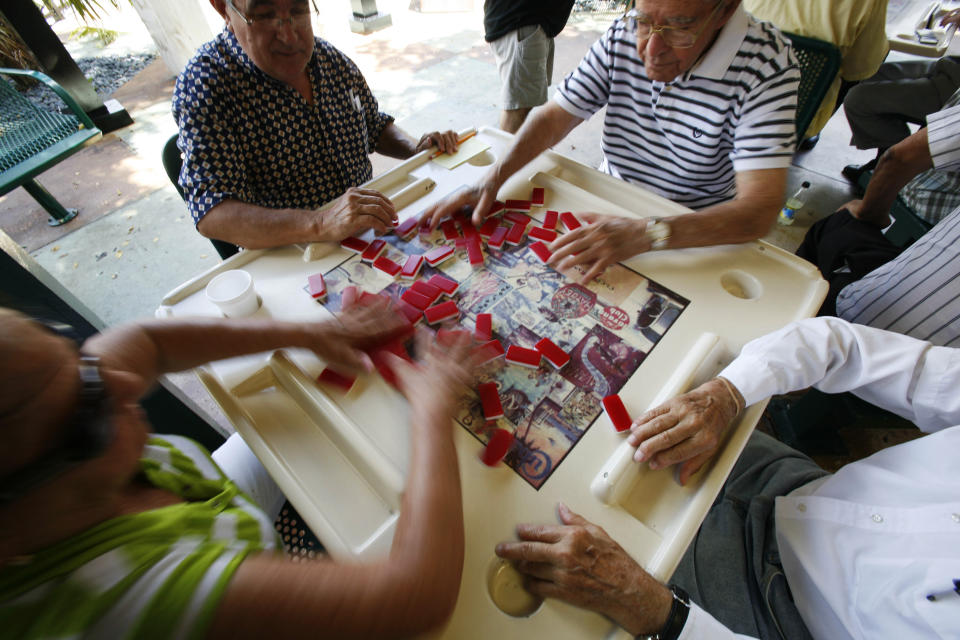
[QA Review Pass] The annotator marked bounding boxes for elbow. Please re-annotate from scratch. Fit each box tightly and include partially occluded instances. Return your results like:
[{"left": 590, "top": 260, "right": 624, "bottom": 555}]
[{"left": 379, "top": 564, "right": 463, "bottom": 636}]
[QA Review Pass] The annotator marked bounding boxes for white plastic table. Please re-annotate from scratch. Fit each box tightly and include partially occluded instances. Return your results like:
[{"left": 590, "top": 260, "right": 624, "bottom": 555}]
[{"left": 158, "top": 127, "right": 826, "bottom": 639}]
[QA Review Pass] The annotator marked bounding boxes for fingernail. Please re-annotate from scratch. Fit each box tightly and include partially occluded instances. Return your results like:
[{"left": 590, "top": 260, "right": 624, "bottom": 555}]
[{"left": 648, "top": 460, "right": 659, "bottom": 470}]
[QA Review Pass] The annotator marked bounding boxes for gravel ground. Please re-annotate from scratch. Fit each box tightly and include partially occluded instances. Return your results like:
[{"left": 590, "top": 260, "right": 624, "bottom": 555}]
[{"left": 21, "top": 52, "right": 157, "bottom": 113}]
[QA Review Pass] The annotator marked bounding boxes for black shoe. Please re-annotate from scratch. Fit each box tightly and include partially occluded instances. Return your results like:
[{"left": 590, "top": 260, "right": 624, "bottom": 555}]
[
  {"left": 841, "top": 158, "right": 877, "bottom": 183},
  {"left": 797, "top": 134, "right": 819, "bottom": 151}
]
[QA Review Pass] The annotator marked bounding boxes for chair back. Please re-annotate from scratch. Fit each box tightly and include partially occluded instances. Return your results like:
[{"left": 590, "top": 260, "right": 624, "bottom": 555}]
[
  {"left": 162, "top": 133, "right": 239, "bottom": 260},
  {"left": 782, "top": 32, "right": 841, "bottom": 142}
]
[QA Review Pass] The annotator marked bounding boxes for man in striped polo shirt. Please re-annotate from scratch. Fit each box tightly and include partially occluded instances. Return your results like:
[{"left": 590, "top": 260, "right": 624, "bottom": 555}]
[{"left": 426, "top": 0, "right": 799, "bottom": 283}]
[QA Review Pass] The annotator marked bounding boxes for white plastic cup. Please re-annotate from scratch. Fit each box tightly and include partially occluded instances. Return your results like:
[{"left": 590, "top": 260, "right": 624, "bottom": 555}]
[{"left": 205, "top": 269, "right": 259, "bottom": 317}]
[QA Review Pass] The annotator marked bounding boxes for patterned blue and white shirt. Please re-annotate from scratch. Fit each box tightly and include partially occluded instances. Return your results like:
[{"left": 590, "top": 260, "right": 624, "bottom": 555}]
[{"left": 172, "top": 29, "right": 394, "bottom": 225}]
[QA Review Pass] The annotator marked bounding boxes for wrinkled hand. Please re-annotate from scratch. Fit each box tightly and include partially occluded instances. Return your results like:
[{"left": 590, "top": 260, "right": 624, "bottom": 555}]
[
  {"left": 841, "top": 198, "right": 890, "bottom": 229},
  {"left": 389, "top": 329, "right": 478, "bottom": 430},
  {"left": 626, "top": 378, "right": 742, "bottom": 486},
  {"left": 547, "top": 213, "right": 649, "bottom": 284},
  {"left": 416, "top": 130, "right": 460, "bottom": 155},
  {"left": 306, "top": 298, "right": 409, "bottom": 373},
  {"left": 495, "top": 502, "right": 673, "bottom": 636},
  {"left": 941, "top": 8, "right": 960, "bottom": 28},
  {"left": 420, "top": 181, "right": 500, "bottom": 231},
  {"left": 322, "top": 187, "right": 398, "bottom": 240}
]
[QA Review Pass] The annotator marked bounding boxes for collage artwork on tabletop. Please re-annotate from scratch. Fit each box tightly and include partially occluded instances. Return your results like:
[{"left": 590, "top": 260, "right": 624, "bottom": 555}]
[{"left": 305, "top": 186, "right": 689, "bottom": 489}]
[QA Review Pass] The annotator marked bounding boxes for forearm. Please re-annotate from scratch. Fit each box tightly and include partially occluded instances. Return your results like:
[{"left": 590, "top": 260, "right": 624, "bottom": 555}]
[
  {"left": 374, "top": 122, "right": 419, "bottom": 159},
  {"left": 486, "top": 102, "right": 582, "bottom": 192},
  {"left": 84, "top": 318, "right": 327, "bottom": 386},
  {"left": 858, "top": 129, "right": 932, "bottom": 224},
  {"left": 197, "top": 200, "right": 329, "bottom": 249},
  {"left": 385, "top": 403, "right": 464, "bottom": 627},
  {"left": 662, "top": 198, "right": 776, "bottom": 249}
]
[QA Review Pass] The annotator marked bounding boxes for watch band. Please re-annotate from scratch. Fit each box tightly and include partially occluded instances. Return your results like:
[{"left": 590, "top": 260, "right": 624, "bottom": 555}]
[
  {"left": 637, "top": 584, "right": 690, "bottom": 640},
  {"left": 645, "top": 217, "right": 672, "bottom": 251}
]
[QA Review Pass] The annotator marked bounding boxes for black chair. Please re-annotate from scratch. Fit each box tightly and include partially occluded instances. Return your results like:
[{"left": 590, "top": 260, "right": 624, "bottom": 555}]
[
  {"left": 162, "top": 133, "right": 240, "bottom": 260},
  {"left": 783, "top": 32, "right": 842, "bottom": 142}
]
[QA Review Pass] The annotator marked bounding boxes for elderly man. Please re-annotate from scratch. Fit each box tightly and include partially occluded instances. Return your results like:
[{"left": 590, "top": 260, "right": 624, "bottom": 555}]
[
  {"left": 425, "top": 0, "right": 799, "bottom": 283},
  {"left": 0, "top": 305, "right": 479, "bottom": 637},
  {"left": 173, "top": 0, "right": 459, "bottom": 250},
  {"left": 497, "top": 317, "right": 960, "bottom": 638}
]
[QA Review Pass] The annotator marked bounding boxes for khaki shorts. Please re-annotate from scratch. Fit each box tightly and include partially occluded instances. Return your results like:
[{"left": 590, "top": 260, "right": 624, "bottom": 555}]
[{"left": 489, "top": 24, "right": 555, "bottom": 111}]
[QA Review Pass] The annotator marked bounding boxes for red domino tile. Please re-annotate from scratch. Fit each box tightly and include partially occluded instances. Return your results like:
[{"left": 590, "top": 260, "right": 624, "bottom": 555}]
[
  {"left": 461, "top": 222, "right": 479, "bottom": 240},
  {"left": 440, "top": 219, "right": 460, "bottom": 241},
  {"left": 401, "top": 288, "right": 433, "bottom": 310},
  {"left": 399, "top": 255, "right": 424, "bottom": 280},
  {"left": 419, "top": 219, "right": 432, "bottom": 236},
  {"left": 473, "top": 339, "right": 505, "bottom": 364},
  {"left": 505, "top": 223, "right": 527, "bottom": 246},
  {"left": 357, "top": 291, "right": 382, "bottom": 307},
  {"left": 543, "top": 210, "right": 558, "bottom": 230},
  {"left": 307, "top": 272, "right": 326, "bottom": 299},
  {"left": 488, "top": 200, "right": 506, "bottom": 216},
  {"left": 560, "top": 211, "right": 582, "bottom": 232},
  {"left": 373, "top": 256, "right": 402, "bottom": 277},
  {"left": 505, "top": 345, "right": 541, "bottom": 368},
  {"left": 529, "top": 241, "right": 552, "bottom": 264},
  {"left": 602, "top": 394, "right": 632, "bottom": 432},
  {"left": 424, "top": 245, "right": 455, "bottom": 266},
  {"left": 410, "top": 280, "right": 442, "bottom": 305},
  {"left": 454, "top": 237, "right": 467, "bottom": 248},
  {"left": 317, "top": 368, "right": 356, "bottom": 393},
  {"left": 341, "top": 285, "right": 360, "bottom": 309},
  {"left": 396, "top": 300, "right": 423, "bottom": 325},
  {"left": 395, "top": 217, "right": 419, "bottom": 239},
  {"left": 487, "top": 226, "right": 509, "bottom": 248},
  {"left": 477, "top": 382, "right": 504, "bottom": 420},
  {"left": 370, "top": 349, "right": 401, "bottom": 390},
  {"left": 535, "top": 337, "right": 570, "bottom": 369},
  {"left": 505, "top": 199, "right": 532, "bottom": 211},
  {"left": 361, "top": 239, "right": 387, "bottom": 262},
  {"left": 424, "top": 300, "right": 459, "bottom": 324},
  {"left": 478, "top": 218, "right": 500, "bottom": 238},
  {"left": 481, "top": 429, "right": 515, "bottom": 466},
  {"left": 437, "top": 329, "right": 471, "bottom": 347},
  {"left": 504, "top": 211, "right": 531, "bottom": 226},
  {"left": 531, "top": 187, "right": 545, "bottom": 205},
  {"left": 467, "top": 235, "right": 484, "bottom": 266},
  {"left": 528, "top": 227, "right": 558, "bottom": 243},
  {"left": 340, "top": 236, "right": 368, "bottom": 254},
  {"left": 427, "top": 274, "right": 459, "bottom": 296},
  {"left": 475, "top": 313, "right": 492, "bottom": 341}
]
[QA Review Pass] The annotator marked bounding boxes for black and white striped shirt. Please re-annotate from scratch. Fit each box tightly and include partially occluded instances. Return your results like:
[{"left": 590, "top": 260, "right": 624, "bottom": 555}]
[
  {"left": 555, "top": 6, "right": 798, "bottom": 210},
  {"left": 836, "top": 203, "right": 960, "bottom": 347}
]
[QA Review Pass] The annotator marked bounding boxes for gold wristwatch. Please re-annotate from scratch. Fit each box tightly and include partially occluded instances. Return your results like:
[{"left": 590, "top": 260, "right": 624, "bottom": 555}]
[{"left": 645, "top": 217, "right": 672, "bottom": 250}]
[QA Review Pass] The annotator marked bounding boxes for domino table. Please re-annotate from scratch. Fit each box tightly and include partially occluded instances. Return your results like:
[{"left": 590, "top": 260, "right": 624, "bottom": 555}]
[{"left": 157, "top": 127, "right": 827, "bottom": 639}]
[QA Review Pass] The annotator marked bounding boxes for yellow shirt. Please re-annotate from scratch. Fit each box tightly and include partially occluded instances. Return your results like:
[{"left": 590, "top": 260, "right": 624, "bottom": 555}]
[{"left": 744, "top": 0, "right": 889, "bottom": 136}]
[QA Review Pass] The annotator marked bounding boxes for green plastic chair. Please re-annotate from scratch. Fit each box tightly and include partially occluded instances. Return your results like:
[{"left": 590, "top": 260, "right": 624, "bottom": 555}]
[
  {"left": 0, "top": 68, "right": 101, "bottom": 226},
  {"left": 782, "top": 33, "right": 842, "bottom": 142}
]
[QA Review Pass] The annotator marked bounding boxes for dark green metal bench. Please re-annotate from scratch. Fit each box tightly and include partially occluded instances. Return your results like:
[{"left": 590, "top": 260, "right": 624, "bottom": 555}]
[{"left": 0, "top": 68, "right": 101, "bottom": 225}]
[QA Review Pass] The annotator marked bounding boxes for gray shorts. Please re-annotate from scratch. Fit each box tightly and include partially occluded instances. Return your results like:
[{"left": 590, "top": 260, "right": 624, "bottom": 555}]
[{"left": 489, "top": 24, "right": 555, "bottom": 111}]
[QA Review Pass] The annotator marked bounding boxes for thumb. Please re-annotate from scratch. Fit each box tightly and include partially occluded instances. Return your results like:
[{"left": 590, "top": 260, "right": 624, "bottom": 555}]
[{"left": 473, "top": 189, "right": 498, "bottom": 227}]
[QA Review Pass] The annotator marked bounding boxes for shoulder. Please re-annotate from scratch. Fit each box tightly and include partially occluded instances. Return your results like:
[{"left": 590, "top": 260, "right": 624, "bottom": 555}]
[
  {"left": 738, "top": 15, "right": 797, "bottom": 78},
  {"left": 313, "top": 37, "right": 363, "bottom": 78}
]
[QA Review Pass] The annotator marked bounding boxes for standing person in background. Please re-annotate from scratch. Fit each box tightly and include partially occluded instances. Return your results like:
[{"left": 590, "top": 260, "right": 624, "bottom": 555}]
[
  {"left": 484, "top": 0, "right": 576, "bottom": 133},
  {"left": 743, "top": 0, "right": 889, "bottom": 149}
]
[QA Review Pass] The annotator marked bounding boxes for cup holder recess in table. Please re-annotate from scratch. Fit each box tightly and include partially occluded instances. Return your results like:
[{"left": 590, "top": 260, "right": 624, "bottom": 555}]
[
  {"left": 720, "top": 270, "right": 762, "bottom": 300},
  {"left": 486, "top": 557, "right": 542, "bottom": 617}
]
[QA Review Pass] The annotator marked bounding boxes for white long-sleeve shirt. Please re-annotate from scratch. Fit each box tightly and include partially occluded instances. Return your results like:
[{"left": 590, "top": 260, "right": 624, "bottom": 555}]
[{"left": 679, "top": 317, "right": 960, "bottom": 639}]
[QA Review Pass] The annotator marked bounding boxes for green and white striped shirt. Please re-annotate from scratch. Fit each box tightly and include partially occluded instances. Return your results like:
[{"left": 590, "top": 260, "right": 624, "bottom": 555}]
[{"left": 0, "top": 435, "right": 280, "bottom": 639}]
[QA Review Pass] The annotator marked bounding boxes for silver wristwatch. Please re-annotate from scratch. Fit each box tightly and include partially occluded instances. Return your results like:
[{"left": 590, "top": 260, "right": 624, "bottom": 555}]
[{"left": 645, "top": 217, "right": 672, "bottom": 250}]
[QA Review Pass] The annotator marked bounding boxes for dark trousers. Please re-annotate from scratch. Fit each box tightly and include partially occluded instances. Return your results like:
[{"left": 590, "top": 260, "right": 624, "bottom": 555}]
[
  {"left": 795, "top": 210, "right": 903, "bottom": 316},
  {"left": 671, "top": 431, "right": 829, "bottom": 639}
]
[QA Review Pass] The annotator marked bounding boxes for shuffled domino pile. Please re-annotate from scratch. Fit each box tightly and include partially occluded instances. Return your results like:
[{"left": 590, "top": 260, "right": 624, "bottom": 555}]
[{"left": 308, "top": 186, "right": 630, "bottom": 467}]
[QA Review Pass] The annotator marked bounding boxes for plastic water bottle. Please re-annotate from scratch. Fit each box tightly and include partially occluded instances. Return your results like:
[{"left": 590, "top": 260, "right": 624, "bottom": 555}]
[{"left": 778, "top": 181, "right": 810, "bottom": 225}]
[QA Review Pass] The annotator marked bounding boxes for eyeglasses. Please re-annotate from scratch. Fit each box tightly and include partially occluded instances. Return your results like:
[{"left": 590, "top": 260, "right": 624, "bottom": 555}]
[
  {"left": 0, "top": 352, "right": 112, "bottom": 505},
  {"left": 624, "top": 1, "right": 725, "bottom": 49},
  {"left": 225, "top": 0, "right": 312, "bottom": 30}
]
